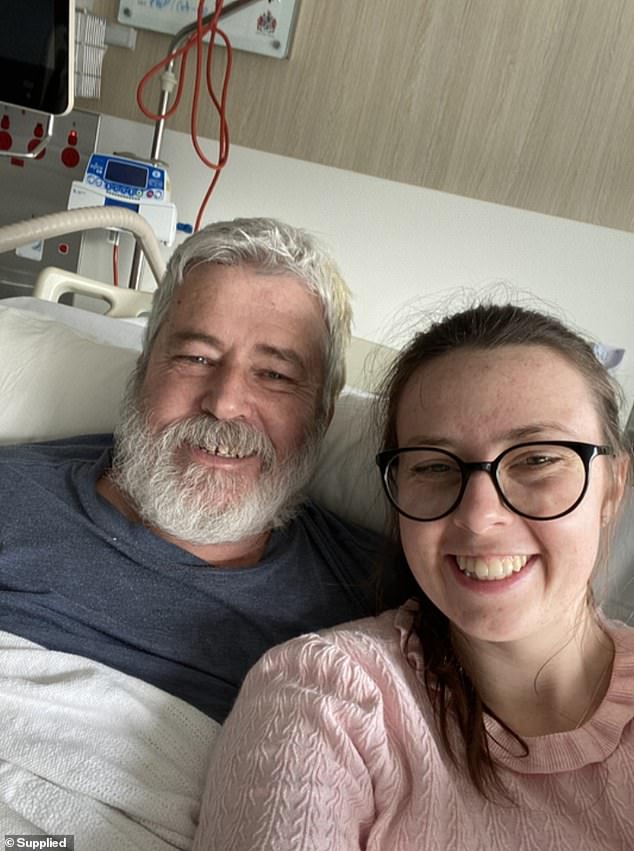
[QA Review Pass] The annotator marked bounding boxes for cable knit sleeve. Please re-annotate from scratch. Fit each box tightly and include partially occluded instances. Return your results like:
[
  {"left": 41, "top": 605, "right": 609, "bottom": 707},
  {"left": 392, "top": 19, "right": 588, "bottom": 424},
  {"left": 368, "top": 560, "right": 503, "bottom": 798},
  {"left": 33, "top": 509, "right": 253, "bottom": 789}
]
[{"left": 192, "top": 629, "right": 385, "bottom": 851}]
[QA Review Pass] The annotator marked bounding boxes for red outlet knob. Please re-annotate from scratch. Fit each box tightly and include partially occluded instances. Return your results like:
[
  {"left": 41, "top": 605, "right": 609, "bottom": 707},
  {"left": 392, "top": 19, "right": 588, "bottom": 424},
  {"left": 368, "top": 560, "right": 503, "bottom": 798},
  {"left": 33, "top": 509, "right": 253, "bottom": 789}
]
[{"left": 61, "top": 146, "right": 80, "bottom": 168}]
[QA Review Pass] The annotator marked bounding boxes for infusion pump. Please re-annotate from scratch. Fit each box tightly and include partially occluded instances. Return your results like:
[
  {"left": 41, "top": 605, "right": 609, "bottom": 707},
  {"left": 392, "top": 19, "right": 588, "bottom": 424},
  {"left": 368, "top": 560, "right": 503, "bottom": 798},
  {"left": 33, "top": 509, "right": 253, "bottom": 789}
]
[{"left": 68, "top": 153, "right": 177, "bottom": 245}]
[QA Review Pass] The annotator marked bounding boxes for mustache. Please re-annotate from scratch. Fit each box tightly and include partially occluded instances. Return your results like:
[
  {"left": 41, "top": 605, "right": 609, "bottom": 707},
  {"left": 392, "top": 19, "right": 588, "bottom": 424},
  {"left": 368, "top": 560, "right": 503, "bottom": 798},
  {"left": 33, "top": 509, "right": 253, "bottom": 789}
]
[{"left": 154, "top": 415, "right": 276, "bottom": 470}]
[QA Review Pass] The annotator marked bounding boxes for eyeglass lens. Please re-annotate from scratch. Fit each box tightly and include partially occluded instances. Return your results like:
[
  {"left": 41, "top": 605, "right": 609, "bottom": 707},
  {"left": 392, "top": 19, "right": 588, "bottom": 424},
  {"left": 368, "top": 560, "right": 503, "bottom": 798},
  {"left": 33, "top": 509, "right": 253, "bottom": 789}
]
[{"left": 387, "top": 444, "right": 589, "bottom": 520}]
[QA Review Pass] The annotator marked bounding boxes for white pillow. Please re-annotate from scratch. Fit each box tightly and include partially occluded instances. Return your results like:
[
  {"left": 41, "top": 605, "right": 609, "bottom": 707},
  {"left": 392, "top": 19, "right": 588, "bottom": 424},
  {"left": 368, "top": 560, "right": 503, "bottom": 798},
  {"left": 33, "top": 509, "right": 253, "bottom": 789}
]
[
  {"left": 0, "top": 304, "right": 139, "bottom": 444},
  {"left": 0, "top": 303, "right": 387, "bottom": 532},
  {"left": 310, "top": 389, "right": 389, "bottom": 533}
]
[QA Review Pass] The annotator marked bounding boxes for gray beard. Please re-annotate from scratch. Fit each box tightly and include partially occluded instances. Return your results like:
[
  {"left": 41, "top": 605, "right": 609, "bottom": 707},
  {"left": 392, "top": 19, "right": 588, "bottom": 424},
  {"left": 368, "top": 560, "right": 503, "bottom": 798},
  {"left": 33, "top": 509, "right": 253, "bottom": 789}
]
[{"left": 109, "top": 380, "right": 323, "bottom": 545}]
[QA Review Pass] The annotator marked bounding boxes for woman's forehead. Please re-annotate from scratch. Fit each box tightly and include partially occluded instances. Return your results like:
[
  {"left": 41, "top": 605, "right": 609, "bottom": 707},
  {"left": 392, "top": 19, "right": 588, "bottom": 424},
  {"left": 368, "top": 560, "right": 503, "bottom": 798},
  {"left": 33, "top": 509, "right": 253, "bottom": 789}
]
[{"left": 395, "top": 345, "right": 600, "bottom": 443}]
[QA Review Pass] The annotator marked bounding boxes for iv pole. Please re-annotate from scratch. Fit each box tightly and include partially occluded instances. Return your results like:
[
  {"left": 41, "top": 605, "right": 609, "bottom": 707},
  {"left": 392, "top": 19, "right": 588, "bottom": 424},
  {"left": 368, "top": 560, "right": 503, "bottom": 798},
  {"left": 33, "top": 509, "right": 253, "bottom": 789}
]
[{"left": 128, "top": 0, "right": 263, "bottom": 290}]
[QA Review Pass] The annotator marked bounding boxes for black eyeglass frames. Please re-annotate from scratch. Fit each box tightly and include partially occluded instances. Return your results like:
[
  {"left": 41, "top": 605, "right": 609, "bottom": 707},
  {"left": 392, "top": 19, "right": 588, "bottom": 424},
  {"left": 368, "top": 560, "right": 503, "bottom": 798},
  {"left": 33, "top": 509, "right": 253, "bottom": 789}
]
[{"left": 376, "top": 441, "right": 613, "bottom": 522}]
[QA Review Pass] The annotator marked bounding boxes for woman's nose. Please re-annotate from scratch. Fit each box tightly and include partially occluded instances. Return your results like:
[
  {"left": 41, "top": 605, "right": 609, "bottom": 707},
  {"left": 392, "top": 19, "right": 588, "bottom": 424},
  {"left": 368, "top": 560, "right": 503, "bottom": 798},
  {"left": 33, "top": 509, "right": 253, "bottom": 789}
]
[{"left": 451, "top": 470, "right": 513, "bottom": 533}]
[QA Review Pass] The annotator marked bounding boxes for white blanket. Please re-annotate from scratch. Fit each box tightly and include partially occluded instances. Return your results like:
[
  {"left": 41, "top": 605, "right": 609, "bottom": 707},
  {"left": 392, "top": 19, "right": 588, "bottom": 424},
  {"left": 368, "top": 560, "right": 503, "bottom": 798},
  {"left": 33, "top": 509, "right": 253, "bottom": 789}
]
[{"left": 0, "top": 631, "right": 220, "bottom": 849}]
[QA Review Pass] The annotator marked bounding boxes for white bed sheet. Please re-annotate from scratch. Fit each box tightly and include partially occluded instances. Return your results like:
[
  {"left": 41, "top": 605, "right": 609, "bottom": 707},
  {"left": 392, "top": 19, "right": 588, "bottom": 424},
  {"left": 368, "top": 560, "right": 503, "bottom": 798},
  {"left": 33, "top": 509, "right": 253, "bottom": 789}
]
[{"left": 0, "top": 631, "right": 219, "bottom": 849}]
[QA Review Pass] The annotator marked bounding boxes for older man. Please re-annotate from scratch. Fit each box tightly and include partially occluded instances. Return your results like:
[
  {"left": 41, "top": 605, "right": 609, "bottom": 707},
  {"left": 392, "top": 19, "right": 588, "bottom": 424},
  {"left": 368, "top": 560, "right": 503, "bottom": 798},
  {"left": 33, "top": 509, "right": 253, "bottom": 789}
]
[{"left": 0, "top": 218, "right": 399, "bottom": 724}]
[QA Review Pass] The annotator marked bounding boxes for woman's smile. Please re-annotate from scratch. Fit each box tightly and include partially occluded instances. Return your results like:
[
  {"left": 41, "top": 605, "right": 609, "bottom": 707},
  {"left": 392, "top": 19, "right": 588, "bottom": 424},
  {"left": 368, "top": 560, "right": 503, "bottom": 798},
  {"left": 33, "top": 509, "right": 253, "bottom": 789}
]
[{"left": 455, "top": 553, "right": 530, "bottom": 581}]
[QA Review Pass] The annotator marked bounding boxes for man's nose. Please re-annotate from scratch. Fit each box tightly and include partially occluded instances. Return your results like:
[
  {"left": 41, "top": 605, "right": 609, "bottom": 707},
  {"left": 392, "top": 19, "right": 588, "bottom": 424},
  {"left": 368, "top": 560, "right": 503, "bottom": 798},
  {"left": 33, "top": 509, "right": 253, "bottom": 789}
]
[
  {"left": 200, "top": 365, "right": 253, "bottom": 420},
  {"left": 452, "top": 470, "right": 512, "bottom": 533}
]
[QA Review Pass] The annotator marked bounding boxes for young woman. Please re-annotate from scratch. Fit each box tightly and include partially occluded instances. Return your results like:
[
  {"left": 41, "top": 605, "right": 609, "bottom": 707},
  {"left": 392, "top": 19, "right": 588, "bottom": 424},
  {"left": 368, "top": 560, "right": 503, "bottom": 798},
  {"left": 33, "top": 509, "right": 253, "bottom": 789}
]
[{"left": 193, "top": 303, "right": 634, "bottom": 851}]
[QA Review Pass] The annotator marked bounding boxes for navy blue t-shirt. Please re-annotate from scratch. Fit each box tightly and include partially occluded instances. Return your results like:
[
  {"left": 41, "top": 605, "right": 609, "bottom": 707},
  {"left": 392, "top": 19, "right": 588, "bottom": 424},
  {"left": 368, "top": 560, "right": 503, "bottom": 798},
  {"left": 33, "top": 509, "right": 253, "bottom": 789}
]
[{"left": 0, "top": 436, "right": 399, "bottom": 722}]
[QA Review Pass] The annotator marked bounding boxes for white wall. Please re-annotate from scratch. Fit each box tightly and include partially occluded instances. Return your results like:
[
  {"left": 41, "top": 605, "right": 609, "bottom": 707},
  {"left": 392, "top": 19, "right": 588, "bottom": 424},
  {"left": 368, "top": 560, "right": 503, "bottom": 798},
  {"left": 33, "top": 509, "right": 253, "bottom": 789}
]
[{"left": 86, "top": 114, "right": 634, "bottom": 415}]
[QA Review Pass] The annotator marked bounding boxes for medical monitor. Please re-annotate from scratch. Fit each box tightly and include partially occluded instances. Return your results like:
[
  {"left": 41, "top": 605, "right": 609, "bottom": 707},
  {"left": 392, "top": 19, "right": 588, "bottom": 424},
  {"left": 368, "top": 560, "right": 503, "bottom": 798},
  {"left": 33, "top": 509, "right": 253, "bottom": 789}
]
[{"left": 0, "top": 0, "right": 74, "bottom": 115}]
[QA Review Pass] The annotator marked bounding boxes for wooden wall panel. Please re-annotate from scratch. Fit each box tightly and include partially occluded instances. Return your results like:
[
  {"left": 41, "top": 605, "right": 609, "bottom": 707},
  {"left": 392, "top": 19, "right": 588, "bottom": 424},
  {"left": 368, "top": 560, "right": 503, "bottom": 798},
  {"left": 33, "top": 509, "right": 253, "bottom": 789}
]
[{"left": 81, "top": 0, "right": 634, "bottom": 233}]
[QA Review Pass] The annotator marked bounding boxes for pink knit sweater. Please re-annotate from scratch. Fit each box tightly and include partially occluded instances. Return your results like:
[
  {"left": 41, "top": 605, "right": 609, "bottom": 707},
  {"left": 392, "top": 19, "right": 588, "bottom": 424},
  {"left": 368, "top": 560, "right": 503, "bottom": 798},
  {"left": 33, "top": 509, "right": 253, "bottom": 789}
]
[{"left": 193, "top": 603, "right": 634, "bottom": 851}]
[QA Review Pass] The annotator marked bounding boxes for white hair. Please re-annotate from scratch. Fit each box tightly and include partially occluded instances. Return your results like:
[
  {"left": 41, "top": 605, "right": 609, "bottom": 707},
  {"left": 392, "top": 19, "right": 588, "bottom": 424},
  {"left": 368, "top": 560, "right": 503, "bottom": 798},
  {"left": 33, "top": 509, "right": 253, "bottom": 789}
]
[{"left": 141, "top": 217, "right": 353, "bottom": 416}]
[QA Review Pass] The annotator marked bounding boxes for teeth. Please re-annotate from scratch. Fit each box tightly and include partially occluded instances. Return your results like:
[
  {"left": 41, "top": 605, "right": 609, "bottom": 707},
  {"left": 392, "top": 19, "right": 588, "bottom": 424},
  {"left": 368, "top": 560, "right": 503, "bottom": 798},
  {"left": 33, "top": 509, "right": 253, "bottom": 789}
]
[
  {"left": 217, "top": 445, "right": 235, "bottom": 458},
  {"left": 455, "top": 555, "right": 528, "bottom": 581},
  {"left": 198, "top": 444, "right": 250, "bottom": 459}
]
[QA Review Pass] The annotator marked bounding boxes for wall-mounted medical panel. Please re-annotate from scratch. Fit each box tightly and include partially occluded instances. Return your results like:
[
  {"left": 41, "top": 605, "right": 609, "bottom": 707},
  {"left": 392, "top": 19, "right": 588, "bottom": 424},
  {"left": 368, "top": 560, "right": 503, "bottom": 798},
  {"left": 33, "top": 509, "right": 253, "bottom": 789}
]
[
  {"left": 0, "top": 108, "right": 100, "bottom": 298},
  {"left": 117, "top": 0, "right": 299, "bottom": 59}
]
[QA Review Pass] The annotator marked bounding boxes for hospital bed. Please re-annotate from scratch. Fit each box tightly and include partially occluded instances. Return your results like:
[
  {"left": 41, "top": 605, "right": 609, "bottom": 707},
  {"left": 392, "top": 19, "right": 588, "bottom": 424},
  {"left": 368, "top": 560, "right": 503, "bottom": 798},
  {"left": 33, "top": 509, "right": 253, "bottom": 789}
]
[{"left": 0, "top": 259, "right": 632, "bottom": 847}]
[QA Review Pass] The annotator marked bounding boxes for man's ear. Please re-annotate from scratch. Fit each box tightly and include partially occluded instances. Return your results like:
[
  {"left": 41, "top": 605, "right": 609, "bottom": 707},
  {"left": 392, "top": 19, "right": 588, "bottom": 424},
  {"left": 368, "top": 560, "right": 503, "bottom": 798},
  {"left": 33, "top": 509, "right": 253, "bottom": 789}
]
[
  {"left": 601, "top": 454, "right": 630, "bottom": 526},
  {"left": 323, "top": 401, "right": 335, "bottom": 431}
]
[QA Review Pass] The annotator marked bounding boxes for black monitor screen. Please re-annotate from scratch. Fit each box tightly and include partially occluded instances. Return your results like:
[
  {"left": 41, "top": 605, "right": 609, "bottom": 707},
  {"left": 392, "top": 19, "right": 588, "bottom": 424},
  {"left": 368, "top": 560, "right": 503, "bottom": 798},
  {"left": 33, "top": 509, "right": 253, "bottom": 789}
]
[
  {"left": 0, "top": 0, "right": 73, "bottom": 115},
  {"left": 105, "top": 161, "right": 149, "bottom": 189}
]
